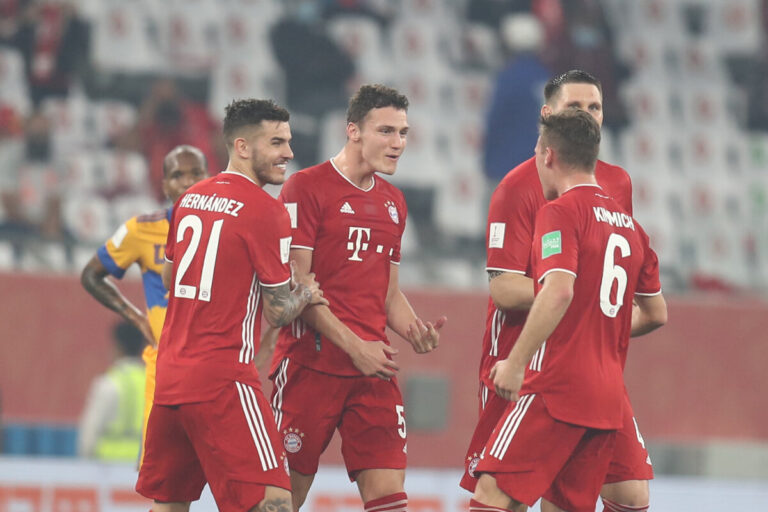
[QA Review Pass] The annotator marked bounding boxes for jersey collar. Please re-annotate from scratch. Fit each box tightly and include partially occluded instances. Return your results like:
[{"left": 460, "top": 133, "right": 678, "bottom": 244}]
[{"left": 330, "top": 158, "right": 375, "bottom": 192}]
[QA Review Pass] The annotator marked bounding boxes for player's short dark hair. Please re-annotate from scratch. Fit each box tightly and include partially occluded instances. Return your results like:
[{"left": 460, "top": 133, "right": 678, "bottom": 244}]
[
  {"left": 162, "top": 145, "right": 207, "bottom": 178},
  {"left": 222, "top": 99, "right": 290, "bottom": 148},
  {"left": 113, "top": 321, "right": 145, "bottom": 357},
  {"left": 346, "top": 84, "right": 409, "bottom": 125},
  {"left": 544, "top": 70, "right": 603, "bottom": 104},
  {"left": 539, "top": 110, "right": 601, "bottom": 171}
]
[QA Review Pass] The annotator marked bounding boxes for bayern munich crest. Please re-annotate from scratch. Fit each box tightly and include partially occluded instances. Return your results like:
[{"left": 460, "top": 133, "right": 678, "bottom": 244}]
[
  {"left": 385, "top": 200, "right": 399, "bottom": 224},
  {"left": 467, "top": 453, "right": 481, "bottom": 478},
  {"left": 283, "top": 427, "right": 305, "bottom": 453}
]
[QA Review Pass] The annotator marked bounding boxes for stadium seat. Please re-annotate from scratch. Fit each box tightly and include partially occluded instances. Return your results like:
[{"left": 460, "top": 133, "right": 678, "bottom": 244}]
[
  {"left": 327, "top": 16, "right": 392, "bottom": 84},
  {"left": 62, "top": 194, "right": 113, "bottom": 245},
  {"left": 0, "top": 47, "right": 31, "bottom": 117},
  {"left": 153, "top": 0, "right": 220, "bottom": 75}
]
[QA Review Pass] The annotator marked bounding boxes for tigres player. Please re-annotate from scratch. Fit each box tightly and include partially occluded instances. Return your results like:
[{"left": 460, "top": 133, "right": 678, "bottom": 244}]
[{"left": 80, "top": 145, "right": 208, "bottom": 463}]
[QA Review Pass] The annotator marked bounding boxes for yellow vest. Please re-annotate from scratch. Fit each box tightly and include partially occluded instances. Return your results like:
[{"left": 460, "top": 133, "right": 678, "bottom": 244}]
[{"left": 95, "top": 360, "right": 145, "bottom": 462}]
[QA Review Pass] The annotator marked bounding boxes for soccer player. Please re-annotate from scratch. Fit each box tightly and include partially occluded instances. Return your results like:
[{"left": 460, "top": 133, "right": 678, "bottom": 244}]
[
  {"left": 269, "top": 84, "right": 447, "bottom": 512},
  {"left": 136, "top": 99, "right": 327, "bottom": 512},
  {"left": 461, "top": 70, "right": 655, "bottom": 512},
  {"left": 81, "top": 144, "right": 208, "bottom": 460},
  {"left": 470, "top": 110, "right": 667, "bottom": 512}
]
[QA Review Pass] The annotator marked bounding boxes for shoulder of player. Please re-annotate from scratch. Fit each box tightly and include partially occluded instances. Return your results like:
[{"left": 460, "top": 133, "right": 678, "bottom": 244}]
[
  {"left": 596, "top": 159, "right": 631, "bottom": 181},
  {"left": 135, "top": 209, "right": 169, "bottom": 224}
]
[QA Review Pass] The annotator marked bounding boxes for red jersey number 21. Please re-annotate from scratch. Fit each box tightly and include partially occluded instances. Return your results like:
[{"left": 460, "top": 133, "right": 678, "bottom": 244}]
[{"left": 174, "top": 215, "right": 224, "bottom": 302}]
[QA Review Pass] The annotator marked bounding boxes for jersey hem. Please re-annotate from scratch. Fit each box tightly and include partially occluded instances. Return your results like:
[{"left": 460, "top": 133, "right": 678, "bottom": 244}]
[
  {"left": 538, "top": 268, "right": 577, "bottom": 283},
  {"left": 485, "top": 267, "right": 526, "bottom": 274},
  {"left": 259, "top": 277, "right": 291, "bottom": 288}
]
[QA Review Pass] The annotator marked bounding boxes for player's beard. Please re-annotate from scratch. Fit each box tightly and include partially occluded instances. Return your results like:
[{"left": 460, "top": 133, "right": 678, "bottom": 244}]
[{"left": 252, "top": 159, "right": 287, "bottom": 186}]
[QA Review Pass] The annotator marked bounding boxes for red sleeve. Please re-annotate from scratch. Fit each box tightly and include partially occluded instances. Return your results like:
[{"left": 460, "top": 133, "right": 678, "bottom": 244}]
[
  {"left": 246, "top": 201, "right": 292, "bottom": 286},
  {"left": 164, "top": 199, "right": 182, "bottom": 262},
  {"left": 278, "top": 172, "right": 322, "bottom": 250},
  {"left": 635, "top": 223, "right": 662, "bottom": 295},
  {"left": 391, "top": 193, "right": 408, "bottom": 264},
  {"left": 532, "top": 202, "right": 579, "bottom": 284},
  {"left": 486, "top": 178, "right": 537, "bottom": 274}
]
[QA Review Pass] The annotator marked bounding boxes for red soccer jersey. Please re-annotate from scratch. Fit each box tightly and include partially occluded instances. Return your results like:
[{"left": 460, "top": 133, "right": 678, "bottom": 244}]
[
  {"left": 519, "top": 184, "right": 661, "bottom": 429},
  {"left": 155, "top": 171, "right": 292, "bottom": 405},
  {"left": 480, "top": 157, "right": 633, "bottom": 390},
  {"left": 271, "top": 160, "right": 407, "bottom": 376}
]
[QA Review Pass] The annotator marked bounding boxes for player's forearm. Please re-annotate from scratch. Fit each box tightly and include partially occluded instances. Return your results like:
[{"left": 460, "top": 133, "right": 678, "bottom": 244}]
[
  {"left": 630, "top": 294, "right": 667, "bottom": 337},
  {"left": 488, "top": 271, "right": 535, "bottom": 311},
  {"left": 81, "top": 259, "right": 143, "bottom": 320},
  {"left": 506, "top": 281, "right": 572, "bottom": 367},
  {"left": 262, "top": 283, "right": 314, "bottom": 328},
  {"left": 299, "top": 304, "right": 362, "bottom": 355},
  {"left": 385, "top": 288, "right": 417, "bottom": 341}
]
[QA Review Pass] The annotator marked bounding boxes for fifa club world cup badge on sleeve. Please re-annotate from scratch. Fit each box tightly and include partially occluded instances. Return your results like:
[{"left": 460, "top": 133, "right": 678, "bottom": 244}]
[
  {"left": 385, "top": 200, "right": 399, "bottom": 224},
  {"left": 283, "top": 427, "right": 305, "bottom": 453}
]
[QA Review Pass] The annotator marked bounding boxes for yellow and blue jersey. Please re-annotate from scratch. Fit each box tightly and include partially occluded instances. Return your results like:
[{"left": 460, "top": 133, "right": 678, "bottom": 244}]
[
  {"left": 97, "top": 207, "right": 171, "bottom": 464},
  {"left": 97, "top": 208, "right": 171, "bottom": 345}
]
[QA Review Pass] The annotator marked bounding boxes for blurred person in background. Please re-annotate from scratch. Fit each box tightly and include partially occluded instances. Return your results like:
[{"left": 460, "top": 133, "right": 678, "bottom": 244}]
[
  {"left": 469, "top": 110, "right": 666, "bottom": 512},
  {"left": 0, "top": 108, "right": 68, "bottom": 245},
  {"left": 136, "top": 98, "right": 326, "bottom": 512},
  {"left": 137, "top": 79, "right": 221, "bottom": 200},
  {"left": 461, "top": 70, "right": 659, "bottom": 512},
  {"left": 78, "top": 321, "right": 145, "bottom": 462},
  {"left": 6, "top": 0, "right": 88, "bottom": 105},
  {"left": 80, "top": 144, "right": 208, "bottom": 465},
  {"left": 269, "top": 84, "right": 446, "bottom": 512},
  {"left": 483, "top": 13, "right": 550, "bottom": 196}
]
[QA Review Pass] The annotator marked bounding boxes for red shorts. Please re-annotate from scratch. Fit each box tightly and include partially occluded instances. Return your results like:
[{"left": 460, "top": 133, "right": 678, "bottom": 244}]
[
  {"left": 605, "top": 392, "right": 654, "bottom": 482},
  {"left": 463, "top": 386, "right": 652, "bottom": 492},
  {"left": 270, "top": 358, "right": 407, "bottom": 479},
  {"left": 475, "top": 394, "right": 616, "bottom": 512},
  {"left": 461, "top": 384, "right": 508, "bottom": 492},
  {"left": 136, "top": 382, "right": 290, "bottom": 511}
]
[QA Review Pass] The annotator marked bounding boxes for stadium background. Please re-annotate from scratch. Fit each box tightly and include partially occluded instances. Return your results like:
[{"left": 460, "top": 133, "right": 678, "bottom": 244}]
[{"left": 0, "top": 0, "right": 767, "bottom": 510}]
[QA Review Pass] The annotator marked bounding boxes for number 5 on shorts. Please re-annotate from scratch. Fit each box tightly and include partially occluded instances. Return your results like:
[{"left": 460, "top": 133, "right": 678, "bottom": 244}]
[{"left": 395, "top": 405, "right": 406, "bottom": 438}]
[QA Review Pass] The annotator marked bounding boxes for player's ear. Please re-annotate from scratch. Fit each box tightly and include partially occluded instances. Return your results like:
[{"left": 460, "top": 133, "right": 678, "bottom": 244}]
[
  {"left": 541, "top": 104, "right": 552, "bottom": 118},
  {"left": 233, "top": 137, "right": 249, "bottom": 159},
  {"left": 544, "top": 146, "right": 554, "bottom": 167},
  {"left": 347, "top": 122, "right": 361, "bottom": 142}
]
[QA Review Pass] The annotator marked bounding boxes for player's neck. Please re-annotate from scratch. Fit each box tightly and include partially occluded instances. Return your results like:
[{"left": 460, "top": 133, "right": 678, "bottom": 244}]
[
  {"left": 557, "top": 171, "right": 597, "bottom": 197},
  {"left": 332, "top": 147, "right": 375, "bottom": 189},
  {"left": 225, "top": 161, "right": 264, "bottom": 188}
]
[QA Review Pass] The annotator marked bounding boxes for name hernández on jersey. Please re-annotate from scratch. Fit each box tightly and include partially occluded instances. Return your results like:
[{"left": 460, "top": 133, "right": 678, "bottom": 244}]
[
  {"left": 592, "top": 206, "right": 635, "bottom": 231},
  {"left": 179, "top": 193, "right": 245, "bottom": 217}
]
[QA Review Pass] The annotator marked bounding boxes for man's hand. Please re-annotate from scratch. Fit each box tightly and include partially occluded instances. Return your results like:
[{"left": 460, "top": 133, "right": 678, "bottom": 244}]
[
  {"left": 490, "top": 359, "right": 525, "bottom": 401},
  {"left": 349, "top": 339, "right": 400, "bottom": 380},
  {"left": 125, "top": 309, "right": 156, "bottom": 348},
  {"left": 291, "top": 260, "right": 329, "bottom": 307},
  {"left": 406, "top": 316, "right": 447, "bottom": 354}
]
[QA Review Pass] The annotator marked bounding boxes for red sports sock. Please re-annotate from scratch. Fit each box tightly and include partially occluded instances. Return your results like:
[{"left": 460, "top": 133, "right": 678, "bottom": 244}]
[
  {"left": 602, "top": 496, "right": 649, "bottom": 512},
  {"left": 469, "top": 498, "right": 515, "bottom": 512},
  {"left": 364, "top": 492, "right": 408, "bottom": 512}
]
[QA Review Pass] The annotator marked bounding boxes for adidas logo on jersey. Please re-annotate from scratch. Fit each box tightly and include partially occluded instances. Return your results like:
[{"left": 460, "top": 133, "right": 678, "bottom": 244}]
[{"left": 340, "top": 202, "right": 355, "bottom": 214}]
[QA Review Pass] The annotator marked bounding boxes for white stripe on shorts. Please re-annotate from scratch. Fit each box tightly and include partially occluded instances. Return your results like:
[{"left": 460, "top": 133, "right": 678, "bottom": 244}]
[
  {"left": 270, "top": 358, "right": 289, "bottom": 430},
  {"left": 236, "top": 381, "right": 277, "bottom": 471},
  {"left": 490, "top": 394, "right": 535, "bottom": 460}
]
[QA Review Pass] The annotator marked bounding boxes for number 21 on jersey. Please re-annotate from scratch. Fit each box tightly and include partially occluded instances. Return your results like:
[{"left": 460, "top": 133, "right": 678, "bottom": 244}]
[{"left": 174, "top": 214, "right": 224, "bottom": 302}]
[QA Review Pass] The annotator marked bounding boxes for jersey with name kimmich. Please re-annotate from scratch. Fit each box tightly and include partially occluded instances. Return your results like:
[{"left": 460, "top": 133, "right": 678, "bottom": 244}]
[
  {"left": 480, "top": 157, "right": 633, "bottom": 392},
  {"left": 155, "top": 171, "right": 292, "bottom": 405},
  {"left": 520, "top": 185, "right": 661, "bottom": 429},
  {"left": 272, "top": 160, "right": 407, "bottom": 376}
]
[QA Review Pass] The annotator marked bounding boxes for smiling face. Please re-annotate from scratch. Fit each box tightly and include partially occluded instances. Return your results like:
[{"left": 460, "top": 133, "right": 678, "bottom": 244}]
[
  {"left": 248, "top": 120, "right": 294, "bottom": 186},
  {"left": 543, "top": 82, "right": 604, "bottom": 127},
  {"left": 352, "top": 106, "right": 409, "bottom": 175}
]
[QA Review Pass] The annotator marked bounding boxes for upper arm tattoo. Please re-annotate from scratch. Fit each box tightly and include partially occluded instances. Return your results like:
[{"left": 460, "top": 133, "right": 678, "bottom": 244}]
[
  {"left": 261, "top": 282, "right": 311, "bottom": 327},
  {"left": 487, "top": 270, "right": 504, "bottom": 282}
]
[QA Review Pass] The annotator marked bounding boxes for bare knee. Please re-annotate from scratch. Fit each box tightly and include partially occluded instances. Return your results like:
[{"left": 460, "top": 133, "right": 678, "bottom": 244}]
[
  {"left": 473, "top": 474, "right": 526, "bottom": 511},
  {"left": 251, "top": 486, "right": 292, "bottom": 512},
  {"left": 601, "top": 480, "right": 649, "bottom": 507},
  {"left": 355, "top": 469, "right": 405, "bottom": 503}
]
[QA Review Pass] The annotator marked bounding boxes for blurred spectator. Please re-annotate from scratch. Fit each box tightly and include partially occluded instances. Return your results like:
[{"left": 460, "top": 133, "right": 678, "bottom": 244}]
[
  {"left": 0, "top": 109, "right": 67, "bottom": 242},
  {"left": 483, "top": 14, "right": 550, "bottom": 188},
  {"left": 77, "top": 321, "right": 145, "bottom": 462},
  {"left": 271, "top": 0, "right": 355, "bottom": 166},
  {"left": 8, "top": 1, "right": 88, "bottom": 106},
  {"left": 546, "top": 0, "right": 628, "bottom": 129},
  {"left": 466, "top": 0, "right": 531, "bottom": 30},
  {"left": 136, "top": 78, "right": 222, "bottom": 199}
]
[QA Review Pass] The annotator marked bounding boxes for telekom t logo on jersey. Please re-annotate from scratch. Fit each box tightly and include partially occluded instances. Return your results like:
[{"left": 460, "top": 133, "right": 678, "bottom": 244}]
[{"left": 347, "top": 226, "right": 370, "bottom": 261}]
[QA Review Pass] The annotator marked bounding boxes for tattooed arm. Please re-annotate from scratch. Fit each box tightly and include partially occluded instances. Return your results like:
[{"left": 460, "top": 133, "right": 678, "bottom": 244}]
[{"left": 261, "top": 270, "right": 327, "bottom": 328}]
